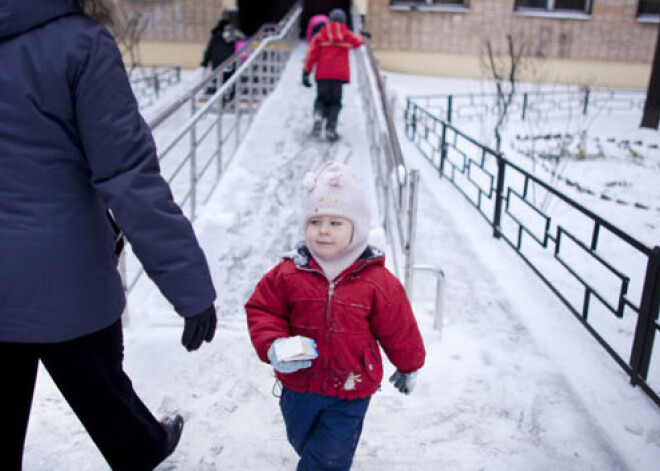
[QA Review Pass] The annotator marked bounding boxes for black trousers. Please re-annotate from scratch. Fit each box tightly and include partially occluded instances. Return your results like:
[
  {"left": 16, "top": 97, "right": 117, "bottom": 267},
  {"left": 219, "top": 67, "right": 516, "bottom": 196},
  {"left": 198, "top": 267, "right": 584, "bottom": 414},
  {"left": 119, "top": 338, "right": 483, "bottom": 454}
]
[
  {"left": 205, "top": 66, "right": 236, "bottom": 103},
  {"left": 314, "top": 79, "right": 344, "bottom": 132},
  {"left": 1, "top": 320, "right": 168, "bottom": 471}
]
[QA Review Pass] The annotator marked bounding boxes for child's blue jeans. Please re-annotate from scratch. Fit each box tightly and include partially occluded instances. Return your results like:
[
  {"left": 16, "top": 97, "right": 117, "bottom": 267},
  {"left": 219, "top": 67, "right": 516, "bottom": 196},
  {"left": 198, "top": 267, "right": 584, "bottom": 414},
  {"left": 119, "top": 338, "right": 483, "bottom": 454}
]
[{"left": 280, "top": 387, "right": 371, "bottom": 471}]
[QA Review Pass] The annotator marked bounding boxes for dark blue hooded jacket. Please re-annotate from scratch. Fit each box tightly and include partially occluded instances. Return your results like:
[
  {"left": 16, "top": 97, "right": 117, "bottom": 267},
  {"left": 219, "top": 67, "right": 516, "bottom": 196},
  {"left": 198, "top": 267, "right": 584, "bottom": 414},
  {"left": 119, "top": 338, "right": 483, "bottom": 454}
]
[{"left": 0, "top": 0, "right": 216, "bottom": 342}]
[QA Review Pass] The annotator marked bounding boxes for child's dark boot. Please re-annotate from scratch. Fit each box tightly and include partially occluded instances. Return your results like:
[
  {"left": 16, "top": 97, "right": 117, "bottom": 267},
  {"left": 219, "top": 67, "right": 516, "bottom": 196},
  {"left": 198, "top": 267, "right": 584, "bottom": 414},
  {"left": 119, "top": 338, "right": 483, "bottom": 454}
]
[
  {"left": 326, "top": 128, "right": 339, "bottom": 142},
  {"left": 312, "top": 113, "right": 323, "bottom": 137}
]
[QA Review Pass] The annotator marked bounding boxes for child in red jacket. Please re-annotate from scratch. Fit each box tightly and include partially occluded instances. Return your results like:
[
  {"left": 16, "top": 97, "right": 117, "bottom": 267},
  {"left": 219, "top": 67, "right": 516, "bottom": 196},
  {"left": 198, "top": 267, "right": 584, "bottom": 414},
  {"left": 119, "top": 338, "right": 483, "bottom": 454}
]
[
  {"left": 245, "top": 161, "right": 425, "bottom": 470},
  {"left": 302, "top": 8, "right": 364, "bottom": 141}
]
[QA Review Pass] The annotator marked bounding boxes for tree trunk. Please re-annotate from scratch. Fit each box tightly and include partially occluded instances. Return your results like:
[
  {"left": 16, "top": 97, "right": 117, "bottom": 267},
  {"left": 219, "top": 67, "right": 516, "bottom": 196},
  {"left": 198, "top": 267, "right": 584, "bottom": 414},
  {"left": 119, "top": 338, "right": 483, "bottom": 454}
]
[{"left": 641, "top": 25, "right": 660, "bottom": 129}]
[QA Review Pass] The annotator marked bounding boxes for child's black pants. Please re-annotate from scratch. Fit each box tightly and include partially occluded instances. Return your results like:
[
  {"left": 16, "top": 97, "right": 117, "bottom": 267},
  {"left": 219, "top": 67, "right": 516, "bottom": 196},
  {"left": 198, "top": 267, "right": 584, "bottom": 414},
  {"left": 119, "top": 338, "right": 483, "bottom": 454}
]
[
  {"left": 314, "top": 79, "right": 345, "bottom": 132},
  {"left": 0, "top": 320, "right": 168, "bottom": 471}
]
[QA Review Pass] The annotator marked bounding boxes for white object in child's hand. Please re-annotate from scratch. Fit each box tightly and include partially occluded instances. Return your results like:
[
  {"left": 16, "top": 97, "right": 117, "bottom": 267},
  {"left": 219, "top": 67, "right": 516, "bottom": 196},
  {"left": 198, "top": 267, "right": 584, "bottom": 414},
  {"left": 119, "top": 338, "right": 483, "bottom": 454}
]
[{"left": 274, "top": 336, "right": 318, "bottom": 362}]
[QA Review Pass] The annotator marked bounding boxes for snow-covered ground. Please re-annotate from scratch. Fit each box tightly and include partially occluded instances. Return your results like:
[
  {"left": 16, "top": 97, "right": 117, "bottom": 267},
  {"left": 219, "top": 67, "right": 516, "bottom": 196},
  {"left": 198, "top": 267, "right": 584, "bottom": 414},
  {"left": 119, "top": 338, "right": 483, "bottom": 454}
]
[{"left": 23, "top": 44, "right": 660, "bottom": 470}]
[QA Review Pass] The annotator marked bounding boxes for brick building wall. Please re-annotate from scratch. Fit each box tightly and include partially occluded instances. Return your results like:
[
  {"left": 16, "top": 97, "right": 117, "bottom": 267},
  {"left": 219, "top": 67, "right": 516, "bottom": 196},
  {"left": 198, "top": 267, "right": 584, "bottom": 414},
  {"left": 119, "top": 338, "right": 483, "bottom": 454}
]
[
  {"left": 366, "top": 0, "right": 657, "bottom": 63},
  {"left": 116, "top": 0, "right": 226, "bottom": 43}
]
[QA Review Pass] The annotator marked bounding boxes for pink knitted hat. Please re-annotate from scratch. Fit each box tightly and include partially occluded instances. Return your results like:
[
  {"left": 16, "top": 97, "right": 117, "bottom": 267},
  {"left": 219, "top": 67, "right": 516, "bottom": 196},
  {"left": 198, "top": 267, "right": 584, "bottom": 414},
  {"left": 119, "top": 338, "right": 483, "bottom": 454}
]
[{"left": 303, "top": 161, "right": 371, "bottom": 280}]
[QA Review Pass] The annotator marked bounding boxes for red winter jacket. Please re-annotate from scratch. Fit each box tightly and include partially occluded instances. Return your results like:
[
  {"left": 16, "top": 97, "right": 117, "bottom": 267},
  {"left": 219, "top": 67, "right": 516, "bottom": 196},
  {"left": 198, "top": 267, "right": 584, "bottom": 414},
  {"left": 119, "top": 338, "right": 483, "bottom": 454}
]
[
  {"left": 303, "top": 21, "right": 364, "bottom": 83},
  {"left": 245, "top": 245, "right": 426, "bottom": 400}
]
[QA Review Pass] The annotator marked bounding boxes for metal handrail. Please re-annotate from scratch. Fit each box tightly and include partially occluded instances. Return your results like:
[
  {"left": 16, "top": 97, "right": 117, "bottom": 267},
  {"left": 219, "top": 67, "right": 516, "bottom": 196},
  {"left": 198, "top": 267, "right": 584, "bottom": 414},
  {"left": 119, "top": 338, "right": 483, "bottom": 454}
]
[
  {"left": 146, "top": 18, "right": 290, "bottom": 130},
  {"left": 356, "top": 35, "right": 448, "bottom": 314},
  {"left": 122, "top": 3, "right": 302, "bottom": 295},
  {"left": 356, "top": 43, "right": 413, "bottom": 283},
  {"left": 355, "top": 39, "right": 445, "bottom": 329},
  {"left": 156, "top": 9, "right": 300, "bottom": 162}
]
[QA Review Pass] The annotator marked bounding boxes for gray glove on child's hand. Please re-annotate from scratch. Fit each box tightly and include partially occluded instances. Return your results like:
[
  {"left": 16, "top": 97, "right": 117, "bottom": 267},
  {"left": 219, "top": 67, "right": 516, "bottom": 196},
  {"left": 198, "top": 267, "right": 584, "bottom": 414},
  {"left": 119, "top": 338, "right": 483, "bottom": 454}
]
[
  {"left": 267, "top": 337, "right": 317, "bottom": 374},
  {"left": 389, "top": 370, "right": 418, "bottom": 395}
]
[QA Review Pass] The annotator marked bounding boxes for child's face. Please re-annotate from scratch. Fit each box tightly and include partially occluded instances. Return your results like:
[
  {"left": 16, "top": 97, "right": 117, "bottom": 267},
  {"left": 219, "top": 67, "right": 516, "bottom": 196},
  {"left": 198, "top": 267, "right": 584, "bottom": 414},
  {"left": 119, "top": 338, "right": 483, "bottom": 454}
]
[{"left": 305, "top": 215, "right": 353, "bottom": 261}]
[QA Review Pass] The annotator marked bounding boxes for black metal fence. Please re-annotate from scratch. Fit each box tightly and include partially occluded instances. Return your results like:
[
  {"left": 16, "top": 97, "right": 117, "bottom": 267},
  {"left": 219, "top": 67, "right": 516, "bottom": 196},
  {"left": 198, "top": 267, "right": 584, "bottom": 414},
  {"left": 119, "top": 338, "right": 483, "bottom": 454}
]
[
  {"left": 408, "top": 88, "right": 646, "bottom": 123},
  {"left": 405, "top": 98, "right": 660, "bottom": 407},
  {"left": 128, "top": 63, "right": 182, "bottom": 109}
]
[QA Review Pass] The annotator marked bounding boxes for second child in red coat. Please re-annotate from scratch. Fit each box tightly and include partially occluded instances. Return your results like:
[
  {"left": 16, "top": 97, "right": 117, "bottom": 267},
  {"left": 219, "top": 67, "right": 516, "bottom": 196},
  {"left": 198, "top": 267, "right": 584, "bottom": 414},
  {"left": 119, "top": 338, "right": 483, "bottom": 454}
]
[
  {"left": 245, "top": 161, "right": 425, "bottom": 470},
  {"left": 302, "top": 8, "right": 364, "bottom": 141}
]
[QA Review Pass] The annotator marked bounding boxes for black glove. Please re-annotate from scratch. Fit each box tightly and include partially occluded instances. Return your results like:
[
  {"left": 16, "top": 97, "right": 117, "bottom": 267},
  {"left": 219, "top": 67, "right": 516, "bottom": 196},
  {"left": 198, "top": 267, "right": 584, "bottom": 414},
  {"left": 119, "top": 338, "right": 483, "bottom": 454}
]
[
  {"left": 302, "top": 71, "right": 312, "bottom": 88},
  {"left": 360, "top": 30, "right": 372, "bottom": 40},
  {"left": 181, "top": 305, "right": 217, "bottom": 351}
]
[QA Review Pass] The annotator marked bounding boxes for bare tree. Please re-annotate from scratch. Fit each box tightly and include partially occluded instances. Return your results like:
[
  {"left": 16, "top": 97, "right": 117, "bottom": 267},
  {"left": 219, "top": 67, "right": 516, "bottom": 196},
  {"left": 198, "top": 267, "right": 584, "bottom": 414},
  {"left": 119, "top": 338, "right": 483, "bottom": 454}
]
[
  {"left": 483, "top": 34, "right": 528, "bottom": 153},
  {"left": 113, "top": 6, "right": 149, "bottom": 76}
]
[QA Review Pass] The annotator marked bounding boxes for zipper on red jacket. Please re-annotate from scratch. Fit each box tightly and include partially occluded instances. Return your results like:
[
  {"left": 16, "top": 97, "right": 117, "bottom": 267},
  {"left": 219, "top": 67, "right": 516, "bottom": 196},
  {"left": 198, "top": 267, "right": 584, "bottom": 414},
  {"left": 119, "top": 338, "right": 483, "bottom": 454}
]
[
  {"left": 323, "top": 281, "right": 335, "bottom": 392},
  {"left": 294, "top": 257, "right": 375, "bottom": 393}
]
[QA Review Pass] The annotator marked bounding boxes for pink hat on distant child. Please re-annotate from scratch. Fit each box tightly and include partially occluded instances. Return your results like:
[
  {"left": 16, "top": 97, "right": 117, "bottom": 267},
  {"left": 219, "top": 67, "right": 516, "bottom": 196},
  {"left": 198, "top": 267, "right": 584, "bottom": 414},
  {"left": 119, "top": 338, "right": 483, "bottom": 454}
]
[{"left": 303, "top": 161, "right": 371, "bottom": 280}]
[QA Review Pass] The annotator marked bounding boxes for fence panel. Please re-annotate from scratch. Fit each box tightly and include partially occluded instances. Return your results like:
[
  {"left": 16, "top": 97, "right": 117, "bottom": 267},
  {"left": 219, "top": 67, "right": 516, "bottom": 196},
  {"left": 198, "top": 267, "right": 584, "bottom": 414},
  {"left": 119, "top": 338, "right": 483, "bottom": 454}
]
[{"left": 405, "top": 98, "right": 660, "bottom": 408}]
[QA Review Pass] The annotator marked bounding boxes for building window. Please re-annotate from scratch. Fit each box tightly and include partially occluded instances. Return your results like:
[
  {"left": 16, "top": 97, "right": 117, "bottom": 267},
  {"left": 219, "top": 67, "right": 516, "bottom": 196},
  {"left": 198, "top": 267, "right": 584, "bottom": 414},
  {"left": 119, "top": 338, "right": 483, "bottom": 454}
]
[
  {"left": 514, "top": 0, "right": 592, "bottom": 13},
  {"left": 390, "top": 0, "right": 469, "bottom": 11},
  {"left": 638, "top": 0, "right": 660, "bottom": 16}
]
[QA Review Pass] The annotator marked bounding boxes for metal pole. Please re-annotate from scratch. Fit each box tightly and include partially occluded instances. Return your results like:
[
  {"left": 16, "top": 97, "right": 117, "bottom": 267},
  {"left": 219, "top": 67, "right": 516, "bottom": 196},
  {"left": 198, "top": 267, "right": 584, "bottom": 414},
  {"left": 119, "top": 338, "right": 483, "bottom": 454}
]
[
  {"left": 413, "top": 265, "right": 446, "bottom": 337},
  {"left": 404, "top": 169, "right": 420, "bottom": 297},
  {"left": 492, "top": 155, "right": 506, "bottom": 238},
  {"left": 189, "top": 98, "right": 198, "bottom": 220},
  {"left": 630, "top": 246, "right": 660, "bottom": 384},
  {"left": 216, "top": 95, "right": 224, "bottom": 178},
  {"left": 236, "top": 58, "right": 242, "bottom": 148},
  {"left": 583, "top": 88, "right": 591, "bottom": 115},
  {"left": 447, "top": 95, "right": 453, "bottom": 123},
  {"left": 439, "top": 123, "right": 447, "bottom": 177},
  {"left": 405, "top": 100, "right": 411, "bottom": 137},
  {"left": 247, "top": 58, "right": 254, "bottom": 125}
]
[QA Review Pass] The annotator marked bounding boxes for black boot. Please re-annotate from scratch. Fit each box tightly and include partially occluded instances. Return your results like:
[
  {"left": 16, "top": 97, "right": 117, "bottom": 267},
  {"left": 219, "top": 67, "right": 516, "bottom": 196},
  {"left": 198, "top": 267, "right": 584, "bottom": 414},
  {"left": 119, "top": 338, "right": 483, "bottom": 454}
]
[
  {"left": 161, "top": 414, "right": 184, "bottom": 457},
  {"left": 312, "top": 112, "right": 323, "bottom": 137},
  {"left": 326, "top": 118, "right": 339, "bottom": 142},
  {"left": 326, "top": 128, "right": 339, "bottom": 142}
]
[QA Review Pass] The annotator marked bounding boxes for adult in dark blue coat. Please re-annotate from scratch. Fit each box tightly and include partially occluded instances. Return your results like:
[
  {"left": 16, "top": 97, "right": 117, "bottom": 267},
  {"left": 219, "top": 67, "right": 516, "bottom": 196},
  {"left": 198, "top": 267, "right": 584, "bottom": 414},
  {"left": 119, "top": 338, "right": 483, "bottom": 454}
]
[{"left": 0, "top": 0, "right": 218, "bottom": 468}]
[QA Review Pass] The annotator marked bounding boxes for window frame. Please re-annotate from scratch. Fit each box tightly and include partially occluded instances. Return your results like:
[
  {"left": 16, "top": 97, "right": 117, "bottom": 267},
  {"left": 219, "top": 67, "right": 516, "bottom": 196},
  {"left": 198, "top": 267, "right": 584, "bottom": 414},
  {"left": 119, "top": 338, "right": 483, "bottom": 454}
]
[
  {"left": 514, "top": 0, "right": 593, "bottom": 20},
  {"left": 389, "top": 0, "right": 470, "bottom": 13},
  {"left": 637, "top": 0, "right": 660, "bottom": 23}
]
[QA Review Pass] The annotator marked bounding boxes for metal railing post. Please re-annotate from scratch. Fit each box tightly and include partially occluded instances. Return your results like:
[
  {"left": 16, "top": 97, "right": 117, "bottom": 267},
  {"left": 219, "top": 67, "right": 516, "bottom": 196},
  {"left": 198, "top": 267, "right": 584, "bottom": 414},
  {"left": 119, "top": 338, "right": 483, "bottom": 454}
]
[
  {"left": 522, "top": 92, "right": 528, "bottom": 120},
  {"left": 630, "top": 246, "right": 660, "bottom": 384},
  {"left": 236, "top": 65, "right": 242, "bottom": 148},
  {"left": 216, "top": 96, "right": 224, "bottom": 177},
  {"left": 247, "top": 58, "right": 254, "bottom": 125},
  {"left": 404, "top": 100, "right": 411, "bottom": 137},
  {"left": 413, "top": 265, "right": 446, "bottom": 336},
  {"left": 189, "top": 98, "right": 198, "bottom": 219},
  {"left": 439, "top": 122, "right": 447, "bottom": 177},
  {"left": 583, "top": 88, "right": 591, "bottom": 115},
  {"left": 447, "top": 95, "right": 453, "bottom": 123},
  {"left": 404, "top": 169, "right": 420, "bottom": 297},
  {"left": 492, "top": 154, "right": 506, "bottom": 238}
]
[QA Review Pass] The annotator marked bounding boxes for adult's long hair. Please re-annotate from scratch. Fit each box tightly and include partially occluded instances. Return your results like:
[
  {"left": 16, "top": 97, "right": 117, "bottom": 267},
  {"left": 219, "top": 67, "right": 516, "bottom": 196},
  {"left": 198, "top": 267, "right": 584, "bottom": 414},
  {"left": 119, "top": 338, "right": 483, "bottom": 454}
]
[{"left": 75, "top": 0, "right": 117, "bottom": 28}]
